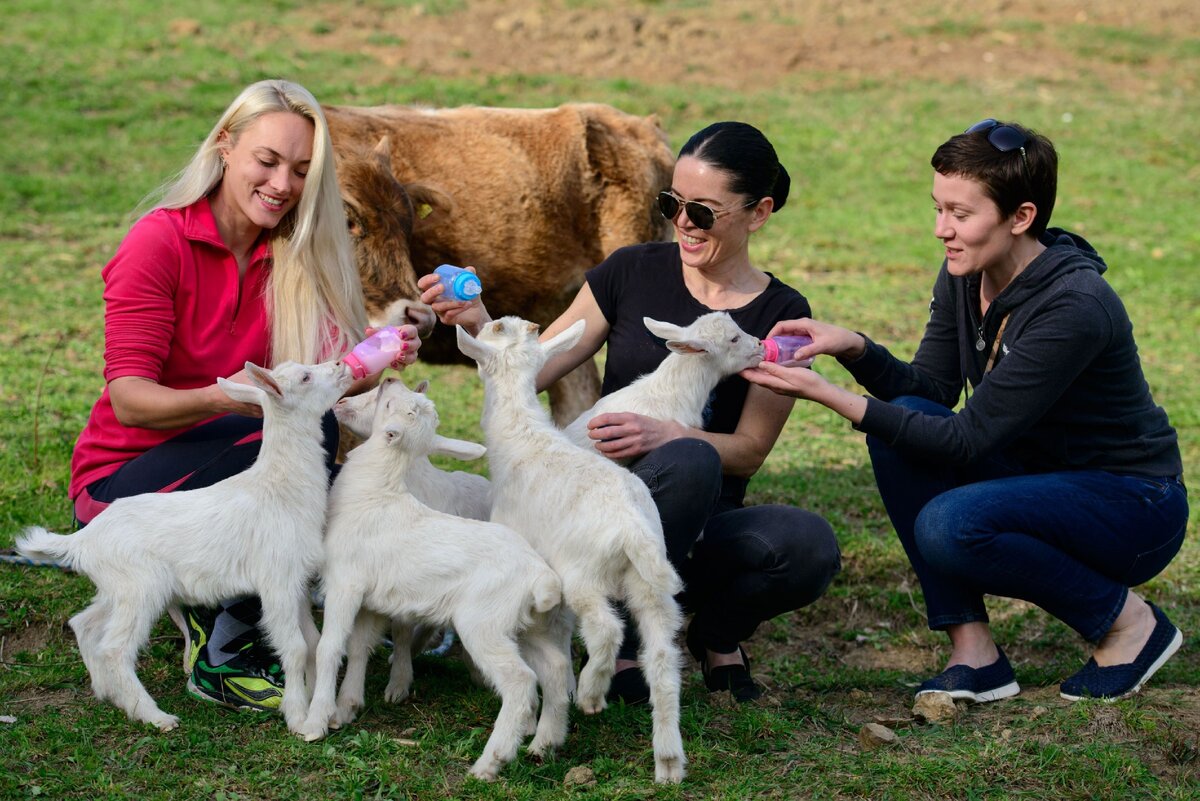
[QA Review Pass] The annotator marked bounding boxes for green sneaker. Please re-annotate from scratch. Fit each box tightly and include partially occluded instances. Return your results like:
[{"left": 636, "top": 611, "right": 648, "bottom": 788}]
[
  {"left": 185, "top": 607, "right": 285, "bottom": 712},
  {"left": 181, "top": 606, "right": 217, "bottom": 674}
]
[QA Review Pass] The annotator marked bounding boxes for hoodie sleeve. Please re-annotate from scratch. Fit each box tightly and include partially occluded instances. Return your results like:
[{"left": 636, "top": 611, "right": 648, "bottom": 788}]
[
  {"left": 840, "top": 263, "right": 964, "bottom": 408},
  {"left": 855, "top": 285, "right": 1114, "bottom": 464}
]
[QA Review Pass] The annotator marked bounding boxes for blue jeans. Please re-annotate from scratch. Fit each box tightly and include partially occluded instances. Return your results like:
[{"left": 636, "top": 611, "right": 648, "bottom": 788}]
[
  {"left": 868, "top": 396, "right": 1189, "bottom": 642},
  {"left": 618, "top": 438, "right": 841, "bottom": 658}
]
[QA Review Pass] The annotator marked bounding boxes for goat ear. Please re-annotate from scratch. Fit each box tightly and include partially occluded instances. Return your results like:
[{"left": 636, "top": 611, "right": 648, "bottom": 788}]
[
  {"left": 642, "top": 316, "right": 687, "bottom": 342},
  {"left": 382, "top": 423, "right": 403, "bottom": 444},
  {"left": 542, "top": 318, "right": 586, "bottom": 358},
  {"left": 456, "top": 325, "right": 494, "bottom": 363},
  {"left": 666, "top": 338, "right": 708, "bottom": 355},
  {"left": 216, "top": 377, "right": 266, "bottom": 407},
  {"left": 430, "top": 434, "right": 486, "bottom": 462},
  {"left": 414, "top": 380, "right": 430, "bottom": 394},
  {"left": 244, "top": 362, "right": 284, "bottom": 400}
]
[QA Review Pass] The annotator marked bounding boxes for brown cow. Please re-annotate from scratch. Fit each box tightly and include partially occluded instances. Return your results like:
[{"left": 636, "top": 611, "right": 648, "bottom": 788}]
[{"left": 324, "top": 102, "right": 675, "bottom": 424}]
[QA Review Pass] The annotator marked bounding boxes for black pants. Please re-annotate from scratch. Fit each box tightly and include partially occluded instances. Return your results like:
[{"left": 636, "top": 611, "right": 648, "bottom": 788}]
[{"left": 619, "top": 438, "right": 841, "bottom": 658}]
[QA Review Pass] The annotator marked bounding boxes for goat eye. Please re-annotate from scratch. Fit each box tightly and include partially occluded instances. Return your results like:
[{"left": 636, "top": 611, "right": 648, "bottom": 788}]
[
  {"left": 302, "top": 373, "right": 312, "bottom": 383},
  {"left": 731, "top": 335, "right": 740, "bottom": 343}
]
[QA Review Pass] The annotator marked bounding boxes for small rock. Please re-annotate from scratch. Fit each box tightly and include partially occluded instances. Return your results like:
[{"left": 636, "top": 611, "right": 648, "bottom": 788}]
[
  {"left": 563, "top": 765, "right": 596, "bottom": 788},
  {"left": 858, "top": 722, "right": 898, "bottom": 750},
  {"left": 912, "top": 692, "right": 959, "bottom": 724},
  {"left": 1030, "top": 705, "right": 1048, "bottom": 721},
  {"left": 0, "top": 715, "right": 16, "bottom": 724}
]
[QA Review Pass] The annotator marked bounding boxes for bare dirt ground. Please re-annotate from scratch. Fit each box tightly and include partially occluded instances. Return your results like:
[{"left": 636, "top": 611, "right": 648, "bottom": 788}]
[{"left": 287, "top": 0, "right": 1198, "bottom": 96}]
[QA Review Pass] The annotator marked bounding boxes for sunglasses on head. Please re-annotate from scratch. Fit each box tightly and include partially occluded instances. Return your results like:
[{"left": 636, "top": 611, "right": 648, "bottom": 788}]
[
  {"left": 657, "top": 190, "right": 758, "bottom": 230},
  {"left": 965, "top": 118, "right": 1029, "bottom": 169}
]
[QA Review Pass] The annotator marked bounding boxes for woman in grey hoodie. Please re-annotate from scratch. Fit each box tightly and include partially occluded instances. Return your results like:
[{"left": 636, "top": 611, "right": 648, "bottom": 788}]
[{"left": 743, "top": 119, "right": 1187, "bottom": 703}]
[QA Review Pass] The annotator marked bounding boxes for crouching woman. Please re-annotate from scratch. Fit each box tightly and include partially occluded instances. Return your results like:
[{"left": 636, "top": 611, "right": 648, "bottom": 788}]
[{"left": 743, "top": 119, "right": 1188, "bottom": 703}]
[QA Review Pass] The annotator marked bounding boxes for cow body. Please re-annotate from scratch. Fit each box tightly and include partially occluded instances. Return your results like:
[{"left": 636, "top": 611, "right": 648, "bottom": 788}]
[{"left": 325, "top": 102, "right": 675, "bottom": 423}]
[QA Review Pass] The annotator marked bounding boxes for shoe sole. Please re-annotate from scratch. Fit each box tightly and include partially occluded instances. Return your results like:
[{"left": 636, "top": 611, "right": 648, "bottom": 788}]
[
  {"left": 1060, "top": 627, "right": 1183, "bottom": 702},
  {"left": 186, "top": 676, "right": 278, "bottom": 713},
  {"left": 916, "top": 680, "right": 1021, "bottom": 704}
]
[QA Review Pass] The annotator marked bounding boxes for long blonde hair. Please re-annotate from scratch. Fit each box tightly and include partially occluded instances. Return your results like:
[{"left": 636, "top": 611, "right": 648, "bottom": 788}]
[{"left": 142, "top": 79, "right": 366, "bottom": 364}]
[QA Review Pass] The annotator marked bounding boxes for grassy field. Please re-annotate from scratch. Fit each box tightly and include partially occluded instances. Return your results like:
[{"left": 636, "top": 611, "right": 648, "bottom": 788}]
[{"left": 2, "top": 1, "right": 1198, "bottom": 798}]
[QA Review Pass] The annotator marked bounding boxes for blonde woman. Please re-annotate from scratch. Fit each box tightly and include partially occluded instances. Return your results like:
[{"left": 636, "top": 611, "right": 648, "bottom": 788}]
[{"left": 68, "top": 80, "right": 420, "bottom": 711}]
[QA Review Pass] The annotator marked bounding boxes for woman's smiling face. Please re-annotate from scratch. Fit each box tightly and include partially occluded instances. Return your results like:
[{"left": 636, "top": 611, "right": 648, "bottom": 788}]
[
  {"left": 666, "top": 155, "right": 768, "bottom": 273},
  {"left": 218, "top": 111, "right": 314, "bottom": 233},
  {"left": 931, "top": 170, "right": 1018, "bottom": 277}
]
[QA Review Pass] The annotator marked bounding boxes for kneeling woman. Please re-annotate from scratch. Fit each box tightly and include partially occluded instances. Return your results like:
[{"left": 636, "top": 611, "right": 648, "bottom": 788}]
[{"left": 743, "top": 119, "right": 1187, "bottom": 702}]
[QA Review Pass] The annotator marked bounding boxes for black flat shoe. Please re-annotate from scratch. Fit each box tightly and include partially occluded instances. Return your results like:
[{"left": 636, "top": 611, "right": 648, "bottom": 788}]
[
  {"left": 686, "top": 625, "right": 762, "bottom": 703},
  {"left": 702, "top": 646, "right": 763, "bottom": 703}
]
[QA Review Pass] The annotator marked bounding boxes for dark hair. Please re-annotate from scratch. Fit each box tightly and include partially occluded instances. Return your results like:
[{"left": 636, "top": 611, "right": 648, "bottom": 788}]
[
  {"left": 931, "top": 121, "right": 1058, "bottom": 238},
  {"left": 678, "top": 121, "right": 790, "bottom": 212}
]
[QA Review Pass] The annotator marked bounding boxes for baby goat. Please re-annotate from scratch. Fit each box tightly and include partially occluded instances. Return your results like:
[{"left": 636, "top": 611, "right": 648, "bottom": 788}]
[
  {"left": 563, "top": 312, "right": 764, "bottom": 455},
  {"left": 301, "top": 378, "right": 573, "bottom": 781},
  {"left": 16, "top": 361, "right": 352, "bottom": 732},
  {"left": 333, "top": 379, "right": 492, "bottom": 698},
  {"left": 459, "top": 317, "right": 687, "bottom": 784}
]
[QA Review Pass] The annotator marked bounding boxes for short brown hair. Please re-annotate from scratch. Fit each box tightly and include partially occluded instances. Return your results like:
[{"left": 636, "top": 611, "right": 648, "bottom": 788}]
[{"left": 931, "top": 121, "right": 1058, "bottom": 238}]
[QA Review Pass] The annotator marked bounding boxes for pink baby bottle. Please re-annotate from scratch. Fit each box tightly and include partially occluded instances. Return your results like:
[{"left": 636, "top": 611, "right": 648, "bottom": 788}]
[
  {"left": 342, "top": 327, "right": 406, "bottom": 379},
  {"left": 762, "top": 334, "right": 814, "bottom": 368}
]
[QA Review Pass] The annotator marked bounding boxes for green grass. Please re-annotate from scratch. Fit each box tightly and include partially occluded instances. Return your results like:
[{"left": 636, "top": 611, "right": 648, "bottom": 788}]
[{"left": 2, "top": 1, "right": 1199, "bottom": 799}]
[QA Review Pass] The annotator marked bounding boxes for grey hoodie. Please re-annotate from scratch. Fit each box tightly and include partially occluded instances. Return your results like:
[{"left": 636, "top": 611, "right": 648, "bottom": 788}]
[{"left": 843, "top": 228, "right": 1182, "bottom": 477}]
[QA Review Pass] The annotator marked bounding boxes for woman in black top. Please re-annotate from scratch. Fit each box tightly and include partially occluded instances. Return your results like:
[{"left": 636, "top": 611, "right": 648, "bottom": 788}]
[{"left": 422, "top": 122, "right": 840, "bottom": 704}]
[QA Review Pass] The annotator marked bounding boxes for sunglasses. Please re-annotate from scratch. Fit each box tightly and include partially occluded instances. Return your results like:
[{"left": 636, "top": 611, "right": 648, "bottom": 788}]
[
  {"left": 965, "top": 118, "right": 1029, "bottom": 169},
  {"left": 657, "top": 190, "right": 758, "bottom": 230}
]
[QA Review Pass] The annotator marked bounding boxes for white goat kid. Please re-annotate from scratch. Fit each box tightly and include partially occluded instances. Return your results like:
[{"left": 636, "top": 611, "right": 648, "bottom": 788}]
[
  {"left": 16, "top": 360, "right": 351, "bottom": 732},
  {"left": 459, "top": 317, "right": 687, "bottom": 784},
  {"left": 563, "top": 312, "right": 764, "bottom": 455},
  {"left": 333, "top": 379, "right": 493, "bottom": 699},
  {"left": 302, "top": 378, "right": 573, "bottom": 781}
]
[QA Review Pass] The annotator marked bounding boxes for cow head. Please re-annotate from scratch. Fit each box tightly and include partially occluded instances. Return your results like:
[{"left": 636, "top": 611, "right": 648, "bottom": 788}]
[{"left": 334, "top": 136, "right": 451, "bottom": 337}]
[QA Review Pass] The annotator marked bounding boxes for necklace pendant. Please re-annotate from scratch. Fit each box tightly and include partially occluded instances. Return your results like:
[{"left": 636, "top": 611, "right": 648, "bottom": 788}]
[{"left": 975, "top": 335, "right": 986, "bottom": 351}]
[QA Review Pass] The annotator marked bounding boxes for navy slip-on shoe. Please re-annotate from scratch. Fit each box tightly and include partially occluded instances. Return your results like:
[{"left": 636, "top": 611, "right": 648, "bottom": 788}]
[
  {"left": 1060, "top": 602, "right": 1183, "bottom": 702},
  {"left": 916, "top": 648, "right": 1020, "bottom": 703}
]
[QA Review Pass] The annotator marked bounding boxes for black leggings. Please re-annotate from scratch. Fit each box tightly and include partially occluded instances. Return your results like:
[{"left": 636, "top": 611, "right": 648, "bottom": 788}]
[{"left": 620, "top": 438, "right": 842, "bottom": 659}]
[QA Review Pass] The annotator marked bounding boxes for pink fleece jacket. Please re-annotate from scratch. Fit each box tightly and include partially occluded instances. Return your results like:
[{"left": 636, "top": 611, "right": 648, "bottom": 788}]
[{"left": 69, "top": 198, "right": 272, "bottom": 498}]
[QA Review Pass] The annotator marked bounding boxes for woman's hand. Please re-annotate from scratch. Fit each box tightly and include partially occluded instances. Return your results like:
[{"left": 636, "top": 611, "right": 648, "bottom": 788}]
[
  {"left": 765, "top": 317, "right": 866, "bottom": 362},
  {"left": 365, "top": 324, "right": 421, "bottom": 370},
  {"left": 584, "top": 412, "right": 686, "bottom": 462},
  {"left": 739, "top": 360, "right": 832, "bottom": 402},
  {"left": 212, "top": 369, "right": 266, "bottom": 417},
  {"left": 740, "top": 361, "right": 868, "bottom": 425},
  {"left": 417, "top": 267, "right": 491, "bottom": 334}
]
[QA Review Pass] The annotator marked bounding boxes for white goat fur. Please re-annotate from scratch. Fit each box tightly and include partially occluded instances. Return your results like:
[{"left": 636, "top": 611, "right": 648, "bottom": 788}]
[
  {"left": 334, "top": 381, "right": 491, "bottom": 520},
  {"left": 302, "top": 378, "right": 572, "bottom": 781},
  {"left": 458, "top": 317, "right": 687, "bottom": 784},
  {"left": 15, "top": 361, "right": 352, "bottom": 733},
  {"left": 333, "top": 380, "right": 493, "bottom": 696},
  {"left": 563, "top": 312, "right": 764, "bottom": 455}
]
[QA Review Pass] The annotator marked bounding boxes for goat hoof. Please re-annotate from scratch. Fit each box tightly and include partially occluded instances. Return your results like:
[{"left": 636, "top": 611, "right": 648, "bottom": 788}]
[
  {"left": 151, "top": 714, "right": 180, "bottom": 732},
  {"left": 654, "top": 756, "right": 686, "bottom": 784}
]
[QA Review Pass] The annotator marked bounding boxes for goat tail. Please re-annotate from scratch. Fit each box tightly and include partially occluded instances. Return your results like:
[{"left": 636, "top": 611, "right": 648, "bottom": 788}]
[
  {"left": 530, "top": 567, "right": 563, "bottom": 615},
  {"left": 622, "top": 530, "right": 683, "bottom": 596},
  {"left": 14, "top": 526, "right": 82, "bottom": 571}
]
